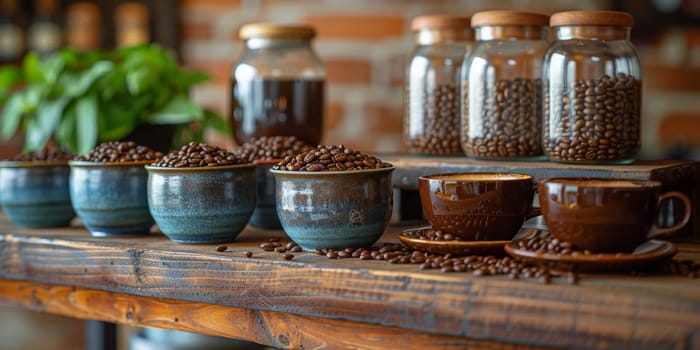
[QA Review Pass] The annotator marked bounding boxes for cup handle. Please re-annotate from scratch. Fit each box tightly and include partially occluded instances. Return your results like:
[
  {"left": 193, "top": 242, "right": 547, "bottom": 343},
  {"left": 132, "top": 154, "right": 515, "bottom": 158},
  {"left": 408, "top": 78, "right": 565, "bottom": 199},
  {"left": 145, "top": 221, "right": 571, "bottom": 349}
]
[
  {"left": 647, "top": 191, "right": 691, "bottom": 239},
  {"left": 526, "top": 184, "right": 541, "bottom": 219}
]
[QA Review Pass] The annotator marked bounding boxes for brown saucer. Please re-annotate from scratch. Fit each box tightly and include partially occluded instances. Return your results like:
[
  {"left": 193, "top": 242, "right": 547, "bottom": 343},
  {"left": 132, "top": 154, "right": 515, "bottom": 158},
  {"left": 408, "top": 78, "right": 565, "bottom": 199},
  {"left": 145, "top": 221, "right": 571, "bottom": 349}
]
[
  {"left": 399, "top": 226, "right": 509, "bottom": 255},
  {"left": 505, "top": 232, "right": 678, "bottom": 272}
]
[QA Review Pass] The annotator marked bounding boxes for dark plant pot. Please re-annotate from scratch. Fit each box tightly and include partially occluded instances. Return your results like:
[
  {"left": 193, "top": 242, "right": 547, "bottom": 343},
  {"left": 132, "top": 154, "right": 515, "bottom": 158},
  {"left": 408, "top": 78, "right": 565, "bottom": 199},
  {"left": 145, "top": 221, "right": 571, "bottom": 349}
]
[{"left": 125, "top": 124, "right": 177, "bottom": 153}]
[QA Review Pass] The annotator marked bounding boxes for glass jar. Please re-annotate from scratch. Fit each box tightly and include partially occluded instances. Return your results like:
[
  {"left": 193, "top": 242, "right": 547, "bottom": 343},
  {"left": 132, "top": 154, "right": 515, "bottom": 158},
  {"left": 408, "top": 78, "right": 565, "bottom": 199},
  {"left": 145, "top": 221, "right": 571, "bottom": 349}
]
[
  {"left": 404, "top": 15, "right": 472, "bottom": 155},
  {"left": 460, "top": 11, "right": 549, "bottom": 159},
  {"left": 231, "top": 23, "right": 325, "bottom": 146},
  {"left": 543, "top": 11, "right": 641, "bottom": 164}
]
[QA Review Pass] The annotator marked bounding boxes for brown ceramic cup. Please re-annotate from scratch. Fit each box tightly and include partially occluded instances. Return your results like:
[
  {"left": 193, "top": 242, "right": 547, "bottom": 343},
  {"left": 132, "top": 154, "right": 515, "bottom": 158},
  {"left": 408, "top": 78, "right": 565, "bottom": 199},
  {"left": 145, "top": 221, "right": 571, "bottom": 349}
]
[
  {"left": 418, "top": 173, "right": 537, "bottom": 241},
  {"left": 538, "top": 178, "right": 691, "bottom": 253}
]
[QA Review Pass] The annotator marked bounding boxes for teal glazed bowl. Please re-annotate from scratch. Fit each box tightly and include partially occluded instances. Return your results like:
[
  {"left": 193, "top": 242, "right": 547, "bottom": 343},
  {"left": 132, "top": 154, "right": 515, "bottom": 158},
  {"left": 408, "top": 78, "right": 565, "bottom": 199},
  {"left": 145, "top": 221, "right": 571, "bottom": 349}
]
[
  {"left": 248, "top": 159, "right": 282, "bottom": 229},
  {"left": 0, "top": 161, "right": 75, "bottom": 228},
  {"left": 69, "top": 161, "right": 153, "bottom": 236},
  {"left": 270, "top": 167, "right": 395, "bottom": 251},
  {"left": 146, "top": 164, "right": 256, "bottom": 243}
]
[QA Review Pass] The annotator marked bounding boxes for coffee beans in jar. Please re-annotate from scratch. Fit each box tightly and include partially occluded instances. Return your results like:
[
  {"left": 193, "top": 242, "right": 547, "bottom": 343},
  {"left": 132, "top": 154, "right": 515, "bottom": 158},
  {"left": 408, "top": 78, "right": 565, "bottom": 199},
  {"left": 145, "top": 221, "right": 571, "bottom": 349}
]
[
  {"left": 152, "top": 142, "right": 250, "bottom": 168},
  {"left": 543, "top": 73, "right": 641, "bottom": 163},
  {"left": 75, "top": 141, "right": 162, "bottom": 163},
  {"left": 405, "top": 84, "right": 462, "bottom": 155},
  {"left": 234, "top": 136, "right": 313, "bottom": 162},
  {"left": 461, "top": 78, "right": 543, "bottom": 158},
  {"left": 272, "top": 145, "right": 393, "bottom": 172},
  {"left": 11, "top": 147, "right": 73, "bottom": 162}
]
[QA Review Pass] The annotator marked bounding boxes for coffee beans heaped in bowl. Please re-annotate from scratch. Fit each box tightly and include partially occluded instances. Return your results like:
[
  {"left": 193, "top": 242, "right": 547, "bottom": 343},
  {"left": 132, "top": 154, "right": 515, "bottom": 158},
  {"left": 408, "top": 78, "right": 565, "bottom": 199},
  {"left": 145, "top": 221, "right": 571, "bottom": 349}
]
[
  {"left": 69, "top": 141, "right": 162, "bottom": 236},
  {"left": 235, "top": 136, "right": 314, "bottom": 229},
  {"left": 270, "top": 145, "right": 395, "bottom": 251},
  {"left": 0, "top": 147, "right": 76, "bottom": 228},
  {"left": 146, "top": 142, "right": 256, "bottom": 243}
]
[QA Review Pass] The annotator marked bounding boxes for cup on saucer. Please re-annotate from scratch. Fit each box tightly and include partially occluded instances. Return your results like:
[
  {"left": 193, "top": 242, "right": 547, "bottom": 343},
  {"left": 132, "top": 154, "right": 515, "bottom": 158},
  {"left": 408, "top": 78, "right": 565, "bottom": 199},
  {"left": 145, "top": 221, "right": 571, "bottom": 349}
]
[
  {"left": 418, "top": 172, "right": 538, "bottom": 241},
  {"left": 537, "top": 178, "right": 691, "bottom": 253}
]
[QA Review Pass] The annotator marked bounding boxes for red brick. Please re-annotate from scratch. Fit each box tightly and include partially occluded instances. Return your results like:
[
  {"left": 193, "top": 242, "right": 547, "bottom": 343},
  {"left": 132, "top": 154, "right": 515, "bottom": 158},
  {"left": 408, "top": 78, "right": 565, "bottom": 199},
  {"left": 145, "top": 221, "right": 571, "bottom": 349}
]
[
  {"left": 324, "top": 103, "right": 345, "bottom": 132},
  {"left": 659, "top": 113, "right": 700, "bottom": 147},
  {"left": 304, "top": 15, "right": 405, "bottom": 39},
  {"left": 181, "top": 60, "right": 232, "bottom": 85},
  {"left": 363, "top": 103, "right": 403, "bottom": 134},
  {"left": 180, "top": 23, "right": 214, "bottom": 41},
  {"left": 324, "top": 59, "right": 372, "bottom": 84}
]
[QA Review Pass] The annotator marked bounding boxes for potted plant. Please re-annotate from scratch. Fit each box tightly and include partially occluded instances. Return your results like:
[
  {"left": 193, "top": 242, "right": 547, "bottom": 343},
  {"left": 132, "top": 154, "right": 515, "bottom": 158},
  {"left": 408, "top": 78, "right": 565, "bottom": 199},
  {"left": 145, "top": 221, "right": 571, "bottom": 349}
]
[{"left": 0, "top": 44, "right": 229, "bottom": 154}]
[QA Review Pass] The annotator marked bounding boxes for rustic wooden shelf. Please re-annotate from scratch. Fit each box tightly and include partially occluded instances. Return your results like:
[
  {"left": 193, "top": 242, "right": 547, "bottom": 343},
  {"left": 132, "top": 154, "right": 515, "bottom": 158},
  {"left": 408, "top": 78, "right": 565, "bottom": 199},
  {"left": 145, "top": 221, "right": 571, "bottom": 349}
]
[{"left": 0, "top": 216, "right": 699, "bottom": 349}]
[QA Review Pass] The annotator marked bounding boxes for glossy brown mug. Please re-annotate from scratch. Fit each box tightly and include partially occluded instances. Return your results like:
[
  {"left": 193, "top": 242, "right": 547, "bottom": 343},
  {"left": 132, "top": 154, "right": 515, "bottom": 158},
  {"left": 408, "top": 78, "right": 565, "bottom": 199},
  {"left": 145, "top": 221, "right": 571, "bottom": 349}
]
[
  {"left": 538, "top": 178, "right": 691, "bottom": 253},
  {"left": 418, "top": 173, "right": 536, "bottom": 241}
]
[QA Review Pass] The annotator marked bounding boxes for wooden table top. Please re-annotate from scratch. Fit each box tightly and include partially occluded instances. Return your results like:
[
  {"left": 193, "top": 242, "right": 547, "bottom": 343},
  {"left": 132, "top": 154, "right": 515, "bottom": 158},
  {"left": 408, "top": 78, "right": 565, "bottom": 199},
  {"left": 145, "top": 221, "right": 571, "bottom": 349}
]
[{"left": 0, "top": 216, "right": 699, "bottom": 349}]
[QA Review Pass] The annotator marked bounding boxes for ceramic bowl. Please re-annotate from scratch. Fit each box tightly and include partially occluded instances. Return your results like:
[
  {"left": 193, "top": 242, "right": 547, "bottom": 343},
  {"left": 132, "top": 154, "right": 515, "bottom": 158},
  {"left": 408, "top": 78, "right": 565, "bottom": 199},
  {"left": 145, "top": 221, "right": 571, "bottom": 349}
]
[
  {"left": 0, "top": 161, "right": 75, "bottom": 228},
  {"left": 69, "top": 161, "right": 154, "bottom": 236},
  {"left": 248, "top": 159, "right": 282, "bottom": 229},
  {"left": 146, "top": 164, "right": 256, "bottom": 243},
  {"left": 270, "top": 167, "right": 395, "bottom": 251}
]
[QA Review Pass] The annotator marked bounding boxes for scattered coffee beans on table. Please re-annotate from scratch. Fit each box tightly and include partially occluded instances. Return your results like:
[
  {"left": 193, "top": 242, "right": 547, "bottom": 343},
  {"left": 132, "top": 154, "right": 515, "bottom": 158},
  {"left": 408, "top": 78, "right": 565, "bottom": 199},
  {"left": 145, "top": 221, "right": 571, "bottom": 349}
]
[
  {"left": 152, "top": 142, "right": 250, "bottom": 168},
  {"left": 11, "top": 147, "right": 73, "bottom": 161},
  {"left": 235, "top": 136, "right": 314, "bottom": 162},
  {"left": 405, "top": 83, "right": 462, "bottom": 155},
  {"left": 76, "top": 141, "right": 163, "bottom": 163},
  {"left": 272, "top": 144, "right": 393, "bottom": 172},
  {"left": 462, "top": 78, "right": 543, "bottom": 158},
  {"left": 544, "top": 73, "right": 641, "bottom": 162}
]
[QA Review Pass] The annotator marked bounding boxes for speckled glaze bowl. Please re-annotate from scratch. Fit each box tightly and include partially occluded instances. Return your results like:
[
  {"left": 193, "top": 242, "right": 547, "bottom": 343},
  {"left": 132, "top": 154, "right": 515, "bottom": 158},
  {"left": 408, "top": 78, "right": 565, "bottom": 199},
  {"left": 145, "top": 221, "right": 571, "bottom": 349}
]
[
  {"left": 146, "top": 164, "right": 256, "bottom": 243},
  {"left": 69, "top": 161, "right": 153, "bottom": 236},
  {"left": 248, "top": 159, "right": 282, "bottom": 229},
  {"left": 270, "top": 167, "right": 395, "bottom": 251},
  {"left": 0, "top": 161, "right": 75, "bottom": 228}
]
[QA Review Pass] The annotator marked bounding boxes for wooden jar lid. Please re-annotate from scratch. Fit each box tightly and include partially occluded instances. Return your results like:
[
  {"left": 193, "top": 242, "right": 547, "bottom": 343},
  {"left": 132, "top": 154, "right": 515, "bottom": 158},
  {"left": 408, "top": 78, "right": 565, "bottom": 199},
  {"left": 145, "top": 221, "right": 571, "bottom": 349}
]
[
  {"left": 471, "top": 11, "right": 549, "bottom": 28},
  {"left": 411, "top": 15, "right": 471, "bottom": 31},
  {"left": 550, "top": 11, "right": 634, "bottom": 27},
  {"left": 239, "top": 23, "right": 315, "bottom": 40}
]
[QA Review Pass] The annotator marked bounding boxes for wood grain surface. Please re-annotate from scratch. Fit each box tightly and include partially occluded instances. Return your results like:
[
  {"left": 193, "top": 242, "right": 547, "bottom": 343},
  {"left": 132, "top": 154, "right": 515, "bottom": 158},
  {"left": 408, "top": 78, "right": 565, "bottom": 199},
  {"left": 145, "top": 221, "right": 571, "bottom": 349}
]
[{"left": 0, "top": 217, "right": 699, "bottom": 349}]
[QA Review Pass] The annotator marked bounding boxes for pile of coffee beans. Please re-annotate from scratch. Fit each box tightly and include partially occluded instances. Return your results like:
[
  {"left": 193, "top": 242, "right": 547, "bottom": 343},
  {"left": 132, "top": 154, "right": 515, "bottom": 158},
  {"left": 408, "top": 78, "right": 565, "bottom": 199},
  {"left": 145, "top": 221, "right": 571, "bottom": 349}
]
[
  {"left": 461, "top": 78, "right": 543, "bottom": 158},
  {"left": 272, "top": 144, "right": 393, "bottom": 172},
  {"left": 661, "top": 259, "right": 699, "bottom": 278},
  {"left": 151, "top": 142, "right": 250, "bottom": 168},
  {"left": 75, "top": 141, "right": 162, "bottom": 162},
  {"left": 234, "top": 136, "right": 313, "bottom": 162},
  {"left": 516, "top": 235, "right": 591, "bottom": 256},
  {"left": 405, "top": 83, "right": 462, "bottom": 155},
  {"left": 403, "top": 228, "right": 463, "bottom": 241},
  {"left": 11, "top": 147, "right": 73, "bottom": 161},
  {"left": 544, "top": 73, "right": 641, "bottom": 162}
]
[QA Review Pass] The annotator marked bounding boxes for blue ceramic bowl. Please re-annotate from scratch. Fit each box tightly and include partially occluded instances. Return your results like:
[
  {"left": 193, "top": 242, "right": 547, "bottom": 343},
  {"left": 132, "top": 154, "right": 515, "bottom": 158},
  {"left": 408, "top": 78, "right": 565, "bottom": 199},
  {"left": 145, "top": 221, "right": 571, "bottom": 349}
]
[
  {"left": 146, "top": 164, "right": 256, "bottom": 243},
  {"left": 248, "top": 160, "right": 282, "bottom": 229},
  {"left": 270, "top": 167, "right": 395, "bottom": 251},
  {"left": 69, "top": 161, "right": 154, "bottom": 236},
  {"left": 0, "top": 161, "right": 75, "bottom": 228}
]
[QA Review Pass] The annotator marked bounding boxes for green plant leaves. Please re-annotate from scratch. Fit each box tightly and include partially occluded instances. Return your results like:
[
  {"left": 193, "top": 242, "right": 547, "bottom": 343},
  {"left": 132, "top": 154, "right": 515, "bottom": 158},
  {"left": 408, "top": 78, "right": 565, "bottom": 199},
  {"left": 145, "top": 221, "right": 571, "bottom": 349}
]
[
  {"left": 147, "top": 94, "right": 204, "bottom": 125},
  {"left": 75, "top": 95, "right": 98, "bottom": 154},
  {"left": 25, "top": 97, "right": 70, "bottom": 151},
  {"left": 1, "top": 94, "right": 24, "bottom": 140}
]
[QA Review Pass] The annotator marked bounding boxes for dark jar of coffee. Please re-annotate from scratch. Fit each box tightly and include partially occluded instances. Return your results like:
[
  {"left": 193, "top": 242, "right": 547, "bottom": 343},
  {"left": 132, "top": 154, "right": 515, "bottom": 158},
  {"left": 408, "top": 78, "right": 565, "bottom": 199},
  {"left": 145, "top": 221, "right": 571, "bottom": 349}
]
[
  {"left": 404, "top": 15, "right": 473, "bottom": 156},
  {"left": 231, "top": 23, "right": 325, "bottom": 146},
  {"left": 543, "top": 11, "right": 641, "bottom": 164},
  {"left": 460, "top": 11, "right": 549, "bottom": 160}
]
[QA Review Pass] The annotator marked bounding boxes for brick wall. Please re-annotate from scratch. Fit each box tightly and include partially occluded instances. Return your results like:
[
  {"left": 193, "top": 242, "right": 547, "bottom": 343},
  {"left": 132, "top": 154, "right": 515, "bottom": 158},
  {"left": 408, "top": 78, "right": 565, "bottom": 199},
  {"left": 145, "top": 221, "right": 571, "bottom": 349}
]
[{"left": 180, "top": 0, "right": 615, "bottom": 153}]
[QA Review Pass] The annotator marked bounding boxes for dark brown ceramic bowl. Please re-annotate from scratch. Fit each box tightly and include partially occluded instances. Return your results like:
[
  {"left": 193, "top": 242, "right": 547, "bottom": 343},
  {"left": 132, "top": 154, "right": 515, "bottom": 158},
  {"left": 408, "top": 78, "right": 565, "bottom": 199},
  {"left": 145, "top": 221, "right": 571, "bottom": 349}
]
[
  {"left": 538, "top": 178, "right": 691, "bottom": 253},
  {"left": 418, "top": 172, "right": 535, "bottom": 241}
]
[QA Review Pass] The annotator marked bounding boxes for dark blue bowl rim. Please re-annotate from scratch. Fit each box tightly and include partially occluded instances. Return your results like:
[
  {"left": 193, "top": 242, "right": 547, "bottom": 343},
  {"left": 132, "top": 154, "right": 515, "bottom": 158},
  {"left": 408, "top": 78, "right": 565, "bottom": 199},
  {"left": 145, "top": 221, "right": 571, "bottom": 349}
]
[
  {"left": 269, "top": 166, "right": 395, "bottom": 176},
  {"left": 144, "top": 163, "right": 256, "bottom": 172},
  {"left": 0, "top": 160, "right": 70, "bottom": 168},
  {"left": 69, "top": 160, "right": 155, "bottom": 168}
]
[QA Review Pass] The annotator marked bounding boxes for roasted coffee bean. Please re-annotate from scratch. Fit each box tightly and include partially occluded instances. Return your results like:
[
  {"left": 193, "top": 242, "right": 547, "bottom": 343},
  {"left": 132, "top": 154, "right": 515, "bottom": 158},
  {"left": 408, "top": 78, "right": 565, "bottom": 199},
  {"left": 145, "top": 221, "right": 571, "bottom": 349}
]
[
  {"left": 152, "top": 142, "right": 249, "bottom": 168},
  {"left": 405, "top": 84, "right": 462, "bottom": 155},
  {"left": 269, "top": 237, "right": 281, "bottom": 242},
  {"left": 11, "top": 146, "right": 73, "bottom": 162},
  {"left": 272, "top": 144, "right": 392, "bottom": 171},
  {"left": 283, "top": 254, "right": 295, "bottom": 260},
  {"left": 544, "top": 73, "right": 641, "bottom": 162},
  {"left": 76, "top": 141, "right": 162, "bottom": 163},
  {"left": 234, "top": 136, "right": 313, "bottom": 162},
  {"left": 462, "top": 78, "right": 543, "bottom": 158},
  {"left": 244, "top": 251, "right": 253, "bottom": 258},
  {"left": 215, "top": 245, "right": 228, "bottom": 252}
]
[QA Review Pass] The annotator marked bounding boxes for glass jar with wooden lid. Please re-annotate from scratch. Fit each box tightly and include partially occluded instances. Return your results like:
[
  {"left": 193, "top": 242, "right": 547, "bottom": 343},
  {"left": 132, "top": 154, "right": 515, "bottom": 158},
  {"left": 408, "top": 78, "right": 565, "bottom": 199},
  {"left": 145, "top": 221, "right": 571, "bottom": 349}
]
[
  {"left": 231, "top": 23, "right": 325, "bottom": 146},
  {"left": 404, "top": 15, "right": 473, "bottom": 156},
  {"left": 460, "top": 11, "right": 549, "bottom": 159},
  {"left": 543, "top": 11, "right": 641, "bottom": 164}
]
